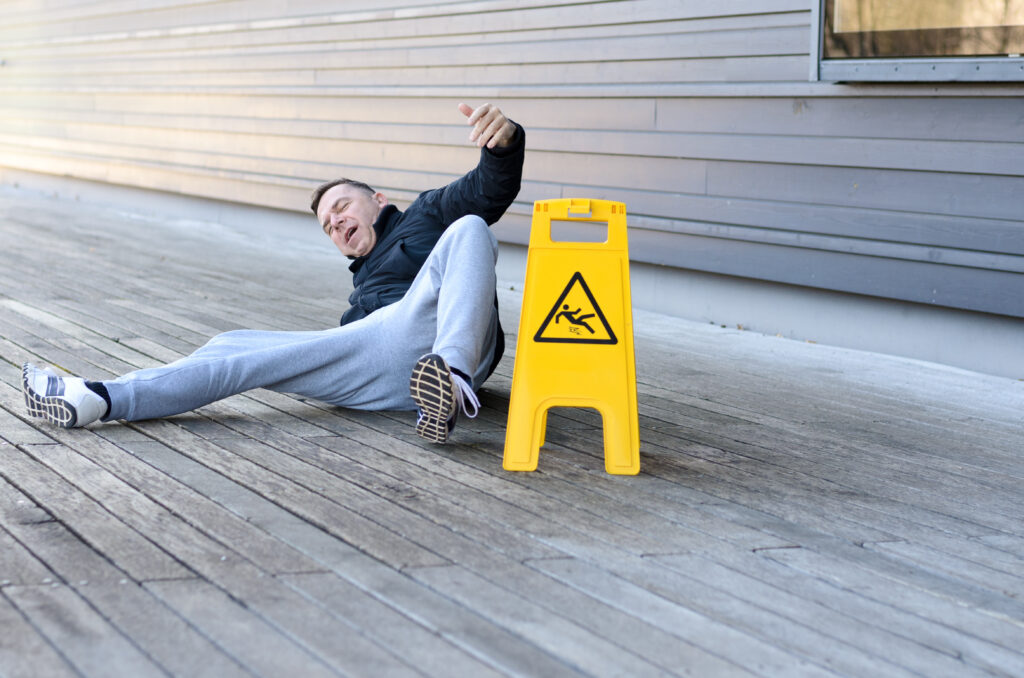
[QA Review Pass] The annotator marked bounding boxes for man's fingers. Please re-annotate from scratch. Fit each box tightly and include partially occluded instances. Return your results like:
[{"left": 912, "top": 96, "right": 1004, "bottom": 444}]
[
  {"left": 472, "top": 110, "right": 505, "bottom": 144},
  {"left": 472, "top": 112, "right": 500, "bottom": 143},
  {"left": 458, "top": 102, "right": 511, "bottom": 147},
  {"left": 467, "top": 102, "right": 494, "bottom": 125},
  {"left": 480, "top": 118, "right": 512, "bottom": 148},
  {"left": 492, "top": 123, "right": 515, "bottom": 148}
]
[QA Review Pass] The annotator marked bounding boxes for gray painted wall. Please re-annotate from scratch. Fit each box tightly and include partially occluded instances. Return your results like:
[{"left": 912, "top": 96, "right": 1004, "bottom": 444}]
[{"left": 1, "top": 1, "right": 1021, "bottom": 373}]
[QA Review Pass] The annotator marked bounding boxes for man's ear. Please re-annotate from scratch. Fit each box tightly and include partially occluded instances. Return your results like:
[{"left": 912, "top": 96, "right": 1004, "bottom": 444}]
[{"left": 374, "top": 192, "right": 388, "bottom": 209}]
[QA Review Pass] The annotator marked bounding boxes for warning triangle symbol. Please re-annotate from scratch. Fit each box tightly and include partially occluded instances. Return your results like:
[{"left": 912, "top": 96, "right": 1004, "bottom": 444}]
[{"left": 534, "top": 272, "right": 618, "bottom": 344}]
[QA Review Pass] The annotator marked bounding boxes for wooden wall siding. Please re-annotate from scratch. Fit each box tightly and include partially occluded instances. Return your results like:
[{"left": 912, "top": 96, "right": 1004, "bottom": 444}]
[{"left": 1, "top": 0, "right": 1023, "bottom": 317}]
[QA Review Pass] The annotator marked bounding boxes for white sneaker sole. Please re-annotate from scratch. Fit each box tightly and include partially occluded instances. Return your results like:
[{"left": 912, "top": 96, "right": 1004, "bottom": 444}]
[{"left": 23, "top": 363, "right": 80, "bottom": 428}]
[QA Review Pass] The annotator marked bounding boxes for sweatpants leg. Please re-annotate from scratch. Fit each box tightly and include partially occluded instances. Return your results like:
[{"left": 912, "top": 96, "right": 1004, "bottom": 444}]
[
  {"left": 103, "top": 215, "right": 499, "bottom": 422},
  {"left": 400, "top": 214, "right": 500, "bottom": 387}
]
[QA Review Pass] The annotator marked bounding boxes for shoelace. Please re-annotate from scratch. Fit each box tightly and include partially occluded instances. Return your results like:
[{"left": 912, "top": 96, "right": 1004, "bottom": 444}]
[{"left": 450, "top": 372, "right": 480, "bottom": 419}]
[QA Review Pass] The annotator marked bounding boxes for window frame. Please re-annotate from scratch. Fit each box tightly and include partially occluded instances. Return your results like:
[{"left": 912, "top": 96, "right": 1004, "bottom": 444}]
[{"left": 811, "top": 0, "right": 1024, "bottom": 82}]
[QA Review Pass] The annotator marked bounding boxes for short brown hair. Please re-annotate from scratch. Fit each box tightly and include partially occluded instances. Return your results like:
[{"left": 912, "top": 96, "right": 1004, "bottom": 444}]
[{"left": 309, "top": 178, "right": 375, "bottom": 216}]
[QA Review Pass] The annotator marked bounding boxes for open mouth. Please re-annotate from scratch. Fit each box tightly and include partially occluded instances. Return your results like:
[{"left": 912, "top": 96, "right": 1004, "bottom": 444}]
[{"left": 344, "top": 225, "right": 358, "bottom": 243}]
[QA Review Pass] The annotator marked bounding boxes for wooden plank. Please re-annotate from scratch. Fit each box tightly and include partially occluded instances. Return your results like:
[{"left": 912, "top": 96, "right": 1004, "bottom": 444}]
[
  {"left": 762, "top": 546, "right": 1024, "bottom": 664},
  {"left": 309, "top": 429, "right": 791, "bottom": 554},
  {"left": 472, "top": 558, "right": 764, "bottom": 678},
  {"left": 280, "top": 571, "right": 507, "bottom": 678},
  {"left": 155, "top": 418, "right": 568, "bottom": 566},
  {"left": 669, "top": 544, "right": 1024, "bottom": 677},
  {"left": 623, "top": 392, "right": 1024, "bottom": 520},
  {"left": 20, "top": 423, "right": 328, "bottom": 576},
  {"left": 0, "top": 524, "right": 54, "bottom": 587},
  {"left": 464, "top": 413, "right": 1024, "bottom": 624},
  {"left": 116, "top": 421, "right": 449, "bottom": 570},
  {"left": 1, "top": 1, "right": 798, "bottom": 55},
  {"left": 143, "top": 577, "right": 340, "bottom": 678},
  {"left": 0, "top": 592, "right": 78, "bottom": 678},
  {"left": 117, "top": 391, "right": 831, "bottom": 675},
  {"left": 210, "top": 434, "right": 568, "bottom": 562},
  {"left": 0, "top": 474, "right": 131, "bottom": 586},
  {"left": 503, "top": 389, "right": 1023, "bottom": 553},
  {"left": 651, "top": 553, "right": 1002, "bottom": 678},
  {"left": 183, "top": 563, "right": 426, "bottom": 678},
  {"left": 75, "top": 580, "right": 256, "bottom": 678},
  {"left": 706, "top": 159, "right": 1024, "bottom": 223},
  {"left": 323, "top": 554, "right": 595, "bottom": 678},
  {"left": 0, "top": 476, "right": 253, "bottom": 677},
  {"left": 977, "top": 533, "right": 1024, "bottom": 559},
  {"left": 6, "top": 427, "right": 437, "bottom": 674},
  {"left": 7, "top": 23, "right": 806, "bottom": 75},
  {"left": 0, "top": 446, "right": 190, "bottom": 582},
  {"left": 406, "top": 563, "right": 678, "bottom": 678},
  {"left": 627, "top": 345, "right": 1024, "bottom": 468},
  {"left": 113, "top": 435, "right": 610, "bottom": 677},
  {"left": 562, "top": 552, "right": 927, "bottom": 678},
  {"left": 4, "top": 584, "right": 166, "bottom": 678},
  {"left": 8, "top": 55, "right": 803, "bottom": 96},
  {"left": 299, "top": 419, "right": 714, "bottom": 557},
  {"left": 528, "top": 556, "right": 847, "bottom": 678},
  {"left": 19, "top": 430, "right": 313, "bottom": 601},
  {"left": 0, "top": 406, "right": 55, "bottom": 446},
  {"left": 1, "top": 0, "right": 797, "bottom": 55},
  {"left": 866, "top": 540, "right": 1024, "bottom": 597},
  {"left": 114, "top": 437, "right": 369, "bottom": 568},
  {"left": 656, "top": 95, "right": 1024, "bottom": 143}
]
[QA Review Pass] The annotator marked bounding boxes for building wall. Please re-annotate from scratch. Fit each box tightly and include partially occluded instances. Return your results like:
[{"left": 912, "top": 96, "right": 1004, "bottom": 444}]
[{"left": 2, "top": 1, "right": 1022, "bottom": 372}]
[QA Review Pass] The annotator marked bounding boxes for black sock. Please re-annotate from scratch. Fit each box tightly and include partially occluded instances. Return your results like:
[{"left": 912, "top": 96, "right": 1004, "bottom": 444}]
[
  {"left": 450, "top": 366, "right": 473, "bottom": 389},
  {"left": 85, "top": 381, "right": 111, "bottom": 419}
]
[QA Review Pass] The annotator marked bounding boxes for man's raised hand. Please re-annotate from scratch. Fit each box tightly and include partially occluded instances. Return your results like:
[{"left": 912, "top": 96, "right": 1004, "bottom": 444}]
[{"left": 458, "top": 102, "right": 516, "bottom": 149}]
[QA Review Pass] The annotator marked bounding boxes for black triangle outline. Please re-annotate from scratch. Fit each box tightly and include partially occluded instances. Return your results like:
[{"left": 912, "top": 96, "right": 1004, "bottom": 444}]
[{"left": 533, "top": 271, "right": 618, "bottom": 344}]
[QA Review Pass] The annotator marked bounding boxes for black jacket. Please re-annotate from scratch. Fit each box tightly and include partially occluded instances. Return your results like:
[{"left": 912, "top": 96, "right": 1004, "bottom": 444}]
[{"left": 340, "top": 123, "right": 525, "bottom": 378}]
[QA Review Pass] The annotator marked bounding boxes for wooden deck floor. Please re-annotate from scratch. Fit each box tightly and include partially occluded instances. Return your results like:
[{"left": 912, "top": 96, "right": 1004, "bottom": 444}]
[{"left": 1, "top": 185, "right": 1023, "bottom": 678}]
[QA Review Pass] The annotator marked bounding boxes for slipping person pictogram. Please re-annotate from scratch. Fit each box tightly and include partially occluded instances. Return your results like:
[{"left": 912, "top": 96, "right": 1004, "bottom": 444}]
[{"left": 556, "top": 305, "right": 596, "bottom": 334}]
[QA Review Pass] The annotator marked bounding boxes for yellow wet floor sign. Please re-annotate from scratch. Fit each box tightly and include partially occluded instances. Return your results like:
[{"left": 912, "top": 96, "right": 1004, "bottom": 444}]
[{"left": 503, "top": 198, "right": 639, "bottom": 475}]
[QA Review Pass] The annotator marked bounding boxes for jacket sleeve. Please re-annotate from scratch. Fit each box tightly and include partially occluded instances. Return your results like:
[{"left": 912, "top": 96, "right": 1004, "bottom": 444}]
[{"left": 418, "top": 122, "right": 525, "bottom": 227}]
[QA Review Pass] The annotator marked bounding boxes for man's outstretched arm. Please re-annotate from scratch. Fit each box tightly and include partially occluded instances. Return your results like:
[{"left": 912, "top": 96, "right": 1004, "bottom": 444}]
[{"left": 431, "top": 102, "right": 526, "bottom": 227}]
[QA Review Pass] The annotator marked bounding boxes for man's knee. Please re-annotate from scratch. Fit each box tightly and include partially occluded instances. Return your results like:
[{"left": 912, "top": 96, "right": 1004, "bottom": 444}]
[
  {"left": 448, "top": 214, "right": 488, "bottom": 232},
  {"left": 443, "top": 214, "right": 497, "bottom": 257}
]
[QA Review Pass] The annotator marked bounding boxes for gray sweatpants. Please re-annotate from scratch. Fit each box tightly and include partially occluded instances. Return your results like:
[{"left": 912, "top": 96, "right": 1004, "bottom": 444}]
[{"left": 104, "top": 215, "right": 500, "bottom": 421}]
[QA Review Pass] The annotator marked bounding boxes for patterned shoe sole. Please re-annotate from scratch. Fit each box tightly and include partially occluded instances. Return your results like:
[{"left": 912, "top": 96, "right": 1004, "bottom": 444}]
[
  {"left": 22, "top": 364, "right": 78, "bottom": 428},
  {"left": 409, "top": 354, "right": 454, "bottom": 443}
]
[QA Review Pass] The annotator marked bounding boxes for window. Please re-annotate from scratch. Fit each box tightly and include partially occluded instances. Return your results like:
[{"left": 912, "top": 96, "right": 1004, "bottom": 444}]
[{"left": 814, "top": 0, "right": 1024, "bottom": 81}]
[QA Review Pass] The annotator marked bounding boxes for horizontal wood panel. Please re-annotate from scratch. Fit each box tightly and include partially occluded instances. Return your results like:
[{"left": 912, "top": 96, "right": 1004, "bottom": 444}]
[
  {"left": 3, "top": 57, "right": 808, "bottom": 88},
  {"left": 656, "top": 96, "right": 1024, "bottom": 143},
  {"left": 8, "top": 28, "right": 807, "bottom": 73},
  {"left": 0, "top": 1, "right": 804, "bottom": 46},
  {"left": 1, "top": 1, "right": 1021, "bottom": 317},
  {"left": 5, "top": 105, "right": 1022, "bottom": 180}
]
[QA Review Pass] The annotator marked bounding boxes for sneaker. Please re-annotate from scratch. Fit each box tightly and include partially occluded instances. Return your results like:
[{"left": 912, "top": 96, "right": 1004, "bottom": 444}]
[
  {"left": 22, "top": 363, "right": 106, "bottom": 428},
  {"left": 409, "top": 353, "right": 479, "bottom": 443}
]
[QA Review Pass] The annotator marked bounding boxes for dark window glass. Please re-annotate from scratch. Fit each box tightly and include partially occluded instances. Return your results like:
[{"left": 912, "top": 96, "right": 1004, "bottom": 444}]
[{"left": 823, "top": 0, "right": 1024, "bottom": 59}]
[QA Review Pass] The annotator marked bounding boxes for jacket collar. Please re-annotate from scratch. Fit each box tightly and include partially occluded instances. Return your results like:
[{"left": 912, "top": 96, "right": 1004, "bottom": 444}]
[{"left": 348, "top": 204, "right": 401, "bottom": 272}]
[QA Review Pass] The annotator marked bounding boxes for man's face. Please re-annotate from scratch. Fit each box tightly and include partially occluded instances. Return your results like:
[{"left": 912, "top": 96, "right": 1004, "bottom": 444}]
[{"left": 316, "top": 183, "right": 387, "bottom": 258}]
